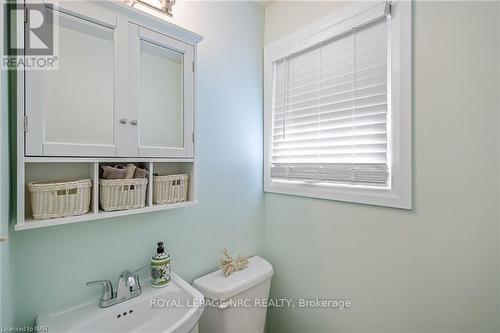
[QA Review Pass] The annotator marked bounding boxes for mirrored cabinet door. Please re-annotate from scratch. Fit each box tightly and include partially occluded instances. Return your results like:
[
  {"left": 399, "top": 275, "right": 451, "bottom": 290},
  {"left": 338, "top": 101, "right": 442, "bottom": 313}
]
[
  {"left": 25, "top": 4, "right": 119, "bottom": 156},
  {"left": 140, "top": 40, "right": 183, "bottom": 150},
  {"left": 130, "top": 25, "right": 194, "bottom": 158}
]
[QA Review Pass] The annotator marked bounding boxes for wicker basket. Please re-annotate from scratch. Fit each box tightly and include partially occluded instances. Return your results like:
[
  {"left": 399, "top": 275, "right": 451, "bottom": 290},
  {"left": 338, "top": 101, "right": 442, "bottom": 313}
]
[
  {"left": 153, "top": 174, "right": 189, "bottom": 205},
  {"left": 28, "top": 179, "right": 92, "bottom": 220},
  {"left": 99, "top": 178, "right": 148, "bottom": 212}
]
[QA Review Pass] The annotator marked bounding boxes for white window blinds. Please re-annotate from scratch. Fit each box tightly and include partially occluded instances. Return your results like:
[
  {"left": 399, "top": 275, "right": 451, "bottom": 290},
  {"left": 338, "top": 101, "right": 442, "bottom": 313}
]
[{"left": 270, "top": 15, "right": 390, "bottom": 186}]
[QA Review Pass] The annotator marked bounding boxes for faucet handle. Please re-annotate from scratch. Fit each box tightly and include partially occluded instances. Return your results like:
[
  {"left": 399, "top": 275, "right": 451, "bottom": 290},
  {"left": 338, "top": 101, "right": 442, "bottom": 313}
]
[
  {"left": 87, "top": 280, "right": 113, "bottom": 301},
  {"left": 132, "top": 265, "right": 150, "bottom": 291}
]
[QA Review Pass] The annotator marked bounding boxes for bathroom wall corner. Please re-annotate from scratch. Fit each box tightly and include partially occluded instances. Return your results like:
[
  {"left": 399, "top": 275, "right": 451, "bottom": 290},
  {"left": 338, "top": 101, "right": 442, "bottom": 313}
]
[{"left": 0, "top": 0, "right": 14, "bottom": 327}]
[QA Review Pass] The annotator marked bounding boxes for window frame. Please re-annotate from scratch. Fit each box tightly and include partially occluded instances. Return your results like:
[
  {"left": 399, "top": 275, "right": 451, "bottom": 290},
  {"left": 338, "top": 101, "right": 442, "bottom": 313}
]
[{"left": 263, "top": 1, "right": 412, "bottom": 209}]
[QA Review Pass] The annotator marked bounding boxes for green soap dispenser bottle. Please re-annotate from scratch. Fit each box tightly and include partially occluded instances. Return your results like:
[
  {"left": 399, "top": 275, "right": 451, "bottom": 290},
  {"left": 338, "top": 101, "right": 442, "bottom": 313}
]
[{"left": 151, "top": 242, "right": 171, "bottom": 288}]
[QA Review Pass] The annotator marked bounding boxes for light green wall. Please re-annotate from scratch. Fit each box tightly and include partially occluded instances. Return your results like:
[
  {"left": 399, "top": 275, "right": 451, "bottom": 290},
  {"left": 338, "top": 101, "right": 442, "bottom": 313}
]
[
  {"left": 1, "top": 0, "right": 13, "bottom": 327},
  {"left": 264, "top": 1, "right": 500, "bottom": 332},
  {"left": 9, "top": 1, "right": 265, "bottom": 326},
  {"left": 6, "top": 1, "right": 500, "bottom": 331},
  {"left": 1, "top": 67, "right": 13, "bottom": 328}
]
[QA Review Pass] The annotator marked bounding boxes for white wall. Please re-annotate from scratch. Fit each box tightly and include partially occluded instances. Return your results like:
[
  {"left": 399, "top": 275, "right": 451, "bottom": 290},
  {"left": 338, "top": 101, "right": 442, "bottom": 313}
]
[{"left": 264, "top": 1, "right": 500, "bottom": 332}]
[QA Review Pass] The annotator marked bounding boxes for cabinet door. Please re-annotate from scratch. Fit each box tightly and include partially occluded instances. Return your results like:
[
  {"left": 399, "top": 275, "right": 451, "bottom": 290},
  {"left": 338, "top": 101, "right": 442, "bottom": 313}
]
[
  {"left": 130, "top": 25, "right": 194, "bottom": 158},
  {"left": 25, "top": 2, "right": 119, "bottom": 156}
]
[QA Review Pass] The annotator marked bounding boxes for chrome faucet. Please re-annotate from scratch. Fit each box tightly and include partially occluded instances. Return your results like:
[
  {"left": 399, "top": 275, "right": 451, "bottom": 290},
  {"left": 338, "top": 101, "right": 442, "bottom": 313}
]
[{"left": 87, "top": 266, "right": 149, "bottom": 308}]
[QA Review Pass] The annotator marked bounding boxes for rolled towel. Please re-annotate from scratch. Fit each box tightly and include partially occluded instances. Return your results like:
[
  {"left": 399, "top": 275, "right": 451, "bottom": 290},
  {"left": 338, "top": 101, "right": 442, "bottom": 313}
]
[
  {"left": 134, "top": 167, "right": 149, "bottom": 179},
  {"left": 101, "top": 166, "right": 127, "bottom": 179},
  {"left": 125, "top": 164, "right": 137, "bottom": 179}
]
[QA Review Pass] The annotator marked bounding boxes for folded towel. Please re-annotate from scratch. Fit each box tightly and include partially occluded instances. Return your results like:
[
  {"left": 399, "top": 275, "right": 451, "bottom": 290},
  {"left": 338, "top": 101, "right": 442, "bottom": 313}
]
[
  {"left": 134, "top": 167, "right": 149, "bottom": 179},
  {"left": 125, "top": 164, "right": 136, "bottom": 179},
  {"left": 101, "top": 166, "right": 128, "bottom": 179}
]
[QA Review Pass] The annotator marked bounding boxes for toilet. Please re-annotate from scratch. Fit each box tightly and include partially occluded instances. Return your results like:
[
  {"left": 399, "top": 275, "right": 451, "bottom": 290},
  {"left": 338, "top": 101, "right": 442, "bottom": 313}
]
[{"left": 193, "top": 256, "right": 273, "bottom": 333}]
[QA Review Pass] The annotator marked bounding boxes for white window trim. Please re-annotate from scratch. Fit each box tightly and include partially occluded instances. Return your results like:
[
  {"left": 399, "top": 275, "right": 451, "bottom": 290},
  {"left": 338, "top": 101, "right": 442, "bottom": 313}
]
[{"left": 263, "top": 0, "right": 412, "bottom": 209}]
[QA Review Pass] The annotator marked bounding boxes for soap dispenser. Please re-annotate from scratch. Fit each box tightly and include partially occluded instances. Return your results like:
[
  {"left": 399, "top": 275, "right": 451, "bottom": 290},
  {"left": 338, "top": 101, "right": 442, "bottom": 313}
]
[{"left": 151, "top": 242, "right": 171, "bottom": 288}]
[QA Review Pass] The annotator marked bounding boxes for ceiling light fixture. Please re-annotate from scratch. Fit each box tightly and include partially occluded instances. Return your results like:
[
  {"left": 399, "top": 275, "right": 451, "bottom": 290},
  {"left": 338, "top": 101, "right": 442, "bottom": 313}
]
[{"left": 130, "top": 0, "right": 175, "bottom": 17}]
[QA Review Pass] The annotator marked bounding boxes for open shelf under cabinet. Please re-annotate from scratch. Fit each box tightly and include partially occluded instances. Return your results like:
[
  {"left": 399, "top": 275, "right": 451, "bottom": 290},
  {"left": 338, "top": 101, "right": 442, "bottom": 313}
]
[{"left": 16, "top": 160, "right": 196, "bottom": 231}]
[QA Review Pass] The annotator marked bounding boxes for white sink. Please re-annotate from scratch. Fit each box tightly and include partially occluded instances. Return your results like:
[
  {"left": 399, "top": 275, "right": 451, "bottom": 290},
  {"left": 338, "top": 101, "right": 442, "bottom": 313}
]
[{"left": 37, "top": 272, "right": 204, "bottom": 333}]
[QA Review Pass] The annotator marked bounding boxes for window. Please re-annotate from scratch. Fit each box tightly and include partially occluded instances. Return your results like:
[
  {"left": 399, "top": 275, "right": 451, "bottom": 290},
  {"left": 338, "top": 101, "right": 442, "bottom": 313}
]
[{"left": 264, "top": 1, "right": 411, "bottom": 208}]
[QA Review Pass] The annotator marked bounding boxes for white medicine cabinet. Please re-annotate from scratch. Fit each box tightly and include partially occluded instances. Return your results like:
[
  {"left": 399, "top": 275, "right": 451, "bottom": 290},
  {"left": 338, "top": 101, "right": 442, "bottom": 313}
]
[
  {"left": 24, "top": 0, "right": 197, "bottom": 158},
  {"left": 16, "top": 0, "right": 202, "bottom": 230}
]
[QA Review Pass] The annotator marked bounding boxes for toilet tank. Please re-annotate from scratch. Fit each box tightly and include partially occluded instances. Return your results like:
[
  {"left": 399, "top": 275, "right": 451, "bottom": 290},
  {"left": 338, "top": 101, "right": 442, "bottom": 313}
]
[{"left": 193, "top": 256, "right": 273, "bottom": 333}]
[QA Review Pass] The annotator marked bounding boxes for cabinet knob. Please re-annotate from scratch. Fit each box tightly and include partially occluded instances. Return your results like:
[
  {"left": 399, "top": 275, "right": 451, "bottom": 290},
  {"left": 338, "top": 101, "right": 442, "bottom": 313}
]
[
  {"left": 120, "top": 117, "right": 128, "bottom": 124},
  {"left": 130, "top": 119, "right": 138, "bottom": 126}
]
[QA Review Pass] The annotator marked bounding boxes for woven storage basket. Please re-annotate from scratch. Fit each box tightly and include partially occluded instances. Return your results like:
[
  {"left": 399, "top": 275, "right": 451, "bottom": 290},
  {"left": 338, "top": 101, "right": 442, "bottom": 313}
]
[
  {"left": 99, "top": 178, "right": 148, "bottom": 212},
  {"left": 153, "top": 174, "right": 189, "bottom": 204},
  {"left": 28, "top": 179, "right": 92, "bottom": 220}
]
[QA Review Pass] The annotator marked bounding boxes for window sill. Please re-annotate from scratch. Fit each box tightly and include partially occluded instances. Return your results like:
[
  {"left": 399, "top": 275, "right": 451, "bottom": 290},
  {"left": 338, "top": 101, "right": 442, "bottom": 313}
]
[{"left": 264, "top": 179, "right": 411, "bottom": 209}]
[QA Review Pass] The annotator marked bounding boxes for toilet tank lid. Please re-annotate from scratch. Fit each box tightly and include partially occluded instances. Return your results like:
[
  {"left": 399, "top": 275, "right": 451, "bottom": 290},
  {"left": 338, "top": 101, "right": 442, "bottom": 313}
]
[{"left": 193, "top": 256, "right": 273, "bottom": 300}]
